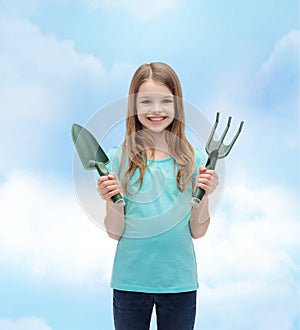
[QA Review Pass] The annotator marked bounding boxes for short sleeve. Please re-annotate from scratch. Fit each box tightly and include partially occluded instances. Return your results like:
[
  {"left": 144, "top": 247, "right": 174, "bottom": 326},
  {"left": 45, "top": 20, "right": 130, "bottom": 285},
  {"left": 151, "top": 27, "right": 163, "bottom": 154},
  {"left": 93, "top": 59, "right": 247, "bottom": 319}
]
[
  {"left": 193, "top": 147, "right": 207, "bottom": 177},
  {"left": 106, "top": 145, "right": 123, "bottom": 174}
]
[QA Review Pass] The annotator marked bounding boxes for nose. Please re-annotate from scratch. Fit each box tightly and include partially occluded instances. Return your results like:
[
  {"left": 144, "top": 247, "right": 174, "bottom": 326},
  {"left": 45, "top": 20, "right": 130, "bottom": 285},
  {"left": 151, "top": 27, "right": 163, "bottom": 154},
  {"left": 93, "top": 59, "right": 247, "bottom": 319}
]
[{"left": 150, "top": 101, "right": 162, "bottom": 114}]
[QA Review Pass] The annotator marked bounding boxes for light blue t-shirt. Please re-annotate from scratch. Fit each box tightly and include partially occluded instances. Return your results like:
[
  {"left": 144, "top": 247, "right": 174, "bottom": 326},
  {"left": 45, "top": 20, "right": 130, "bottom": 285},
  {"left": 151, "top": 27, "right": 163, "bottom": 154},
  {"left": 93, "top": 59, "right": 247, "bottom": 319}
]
[{"left": 106, "top": 145, "right": 206, "bottom": 293}]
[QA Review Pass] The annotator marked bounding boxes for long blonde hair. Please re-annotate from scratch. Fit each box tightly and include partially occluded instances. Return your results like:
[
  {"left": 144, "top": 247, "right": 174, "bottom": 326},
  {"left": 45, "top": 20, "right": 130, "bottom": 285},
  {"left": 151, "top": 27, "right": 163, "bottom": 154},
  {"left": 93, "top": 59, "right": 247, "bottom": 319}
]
[{"left": 120, "top": 62, "right": 194, "bottom": 194}]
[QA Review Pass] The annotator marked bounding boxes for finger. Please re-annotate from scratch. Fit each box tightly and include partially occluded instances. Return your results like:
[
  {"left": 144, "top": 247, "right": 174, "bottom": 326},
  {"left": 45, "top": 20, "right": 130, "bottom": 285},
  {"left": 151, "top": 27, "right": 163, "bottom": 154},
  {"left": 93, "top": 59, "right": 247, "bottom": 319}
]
[
  {"left": 97, "top": 180, "right": 111, "bottom": 192},
  {"left": 107, "top": 173, "right": 123, "bottom": 193},
  {"left": 199, "top": 174, "right": 218, "bottom": 185},
  {"left": 98, "top": 184, "right": 120, "bottom": 200},
  {"left": 198, "top": 170, "right": 218, "bottom": 181},
  {"left": 98, "top": 181, "right": 118, "bottom": 194},
  {"left": 106, "top": 188, "right": 121, "bottom": 199},
  {"left": 101, "top": 185, "right": 122, "bottom": 201},
  {"left": 97, "top": 172, "right": 118, "bottom": 184},
  {"left": 98, "top": 176, "right": 122, "bottom": 192},
  {"left": 203, "top": 169, "right": 216, "bottom": 176},
  {"left": 197, "top": 178, "right": 218, "bottom": 194},
  {"left": 97, "top": 174, "right": 118, "bottom": 188},
  {"left": 108, "top": 172, "right": 118, "bottom": 179},
  {"left": 196, "top": 178, "right": 212, "bottom": 189},
  {"left": 97, "top": 176, "right": 109, "bottom": 185},
  {"left": 199, "top": 184, "right": 215, "bottom": 194},
  {"left": 97, "top": 172, "right": 122, "bottom": 200},
  {"left": 198, "top": 166, "right": 207, "bottom": 175},
  {"left": 198, "top": 172, "right": 213, "bottom": 180}
]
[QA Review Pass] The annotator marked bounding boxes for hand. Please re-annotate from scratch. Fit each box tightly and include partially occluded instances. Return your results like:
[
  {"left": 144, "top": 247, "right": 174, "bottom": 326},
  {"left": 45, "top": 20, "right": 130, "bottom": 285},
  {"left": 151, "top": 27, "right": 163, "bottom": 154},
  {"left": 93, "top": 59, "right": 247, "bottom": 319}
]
[
  {"left": 195, "top": 166, "right": 219, "bottom": 195},
  {"left": 97, "top": 172, "right": 123, "bottom": 202}
]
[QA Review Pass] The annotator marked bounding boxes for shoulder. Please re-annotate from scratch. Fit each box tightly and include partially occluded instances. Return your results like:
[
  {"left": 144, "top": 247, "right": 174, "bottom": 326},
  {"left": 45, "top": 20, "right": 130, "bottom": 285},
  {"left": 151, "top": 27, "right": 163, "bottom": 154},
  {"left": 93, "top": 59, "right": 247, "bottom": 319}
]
[
  {"left": 192, "top": 147, "right": 207, "bottom": 177},
  {"left": 106, "top": 145, "right": 124, "bottom": 173},
  {"left": 107, "top": 145, "right": 123, "bottom": 160},
  {"left": 194, "top": 147, "right": 207, "bottom": 166}
]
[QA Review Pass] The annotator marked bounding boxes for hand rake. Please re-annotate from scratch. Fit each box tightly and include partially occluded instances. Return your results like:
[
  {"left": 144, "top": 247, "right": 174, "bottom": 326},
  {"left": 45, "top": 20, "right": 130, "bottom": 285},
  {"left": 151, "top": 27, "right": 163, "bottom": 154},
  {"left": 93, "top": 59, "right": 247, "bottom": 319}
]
[{"left": 191, "top": 112, "right": 244, "bottom": 207}]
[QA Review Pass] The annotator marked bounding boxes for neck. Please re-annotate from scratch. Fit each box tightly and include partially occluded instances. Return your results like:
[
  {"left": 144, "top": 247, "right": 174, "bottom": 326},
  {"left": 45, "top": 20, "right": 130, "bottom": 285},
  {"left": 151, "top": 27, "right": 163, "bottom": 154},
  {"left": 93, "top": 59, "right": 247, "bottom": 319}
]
[{"left": 143, "top": 130, "right": 170, "bottom": 159}]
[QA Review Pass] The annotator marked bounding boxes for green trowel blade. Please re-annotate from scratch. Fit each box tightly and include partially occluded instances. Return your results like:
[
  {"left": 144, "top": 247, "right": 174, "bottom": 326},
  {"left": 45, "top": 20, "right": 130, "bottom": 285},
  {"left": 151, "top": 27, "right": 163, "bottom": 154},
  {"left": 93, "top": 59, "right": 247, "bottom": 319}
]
[{"left": 71, "top": 123, "right": 109, "bottom": 170}]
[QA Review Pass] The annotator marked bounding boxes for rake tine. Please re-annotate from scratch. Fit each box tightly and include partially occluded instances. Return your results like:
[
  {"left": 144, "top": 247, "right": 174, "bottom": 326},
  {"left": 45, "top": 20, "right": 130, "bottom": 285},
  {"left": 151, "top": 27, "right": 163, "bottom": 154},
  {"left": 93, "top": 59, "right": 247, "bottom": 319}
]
[
  {"left": 191, "top": 113, "right": 244, "bottom": 207},
  {"left": 206, "top": 112, "right": 220, "bottom": 152},
  {"left": 219, "top": 120, "right": 244, "bottom": 158},
  {"left": 216, "top": 116, "right": 232, "bottom": 150}
]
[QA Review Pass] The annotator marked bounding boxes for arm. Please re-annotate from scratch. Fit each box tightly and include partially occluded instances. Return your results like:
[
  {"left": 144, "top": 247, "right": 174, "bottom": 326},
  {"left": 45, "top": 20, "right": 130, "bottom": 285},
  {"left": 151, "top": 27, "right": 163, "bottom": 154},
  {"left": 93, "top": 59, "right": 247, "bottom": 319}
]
[
  {"left": 189, "top": 166, "right": 218, "bottom": 239},
  {"left": 97, "top": 173, "right": 125, "bottom": 240},
  {"left": 190, "top": 196, "right": 210, "bottom": 239}
]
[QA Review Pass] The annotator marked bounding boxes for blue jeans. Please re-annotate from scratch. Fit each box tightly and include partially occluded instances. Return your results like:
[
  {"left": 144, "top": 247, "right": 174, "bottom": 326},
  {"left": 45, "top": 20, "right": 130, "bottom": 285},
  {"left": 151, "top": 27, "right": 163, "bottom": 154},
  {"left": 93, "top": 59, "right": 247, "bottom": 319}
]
[{"left": 113, "top": 289, "right": 197, "bottom": 330}]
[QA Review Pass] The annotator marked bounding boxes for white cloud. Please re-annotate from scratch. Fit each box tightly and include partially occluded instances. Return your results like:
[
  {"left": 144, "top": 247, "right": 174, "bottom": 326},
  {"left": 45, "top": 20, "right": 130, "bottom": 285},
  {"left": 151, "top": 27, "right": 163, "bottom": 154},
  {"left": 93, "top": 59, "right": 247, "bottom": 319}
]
[
  {"left": 198, "top": 183, "right": 299, "bottom": 283},
  {"left": 200, "top": 30, "right": 299, "bottom": 187},
  {"left": 258, "top": 30, "right": 299, "bottom": 82},
  {"left": 194, "top": 181, "right": 299, "bottom": 329},
  {"left": 0, "top": 317, "right": 51, "bottom": 330},
  {"left": 0, "top": 14, "right": 133, "bottom": 121},
  {"left": 0, "top": 14, "right": 134, "bottom": 173},
  {"left": 0, "top": 169, "right": 298, "bottom": 328},
  {"left": 0, "top": 170, "right": 116, "bottom": 289},
  {"left": 254, "top": 29, "right": 299, "bottom": 107},
  {"left": 204, "top": 29, "right": 299, "bottom": 111},
  {"left": 0, "top": 0, "right": 41, "bottom": 15},
  {"left": 196, "top": 280, "right": 298, "bottom": 330},
  {"left": 1, "top": 0, "right": 186, "bottom": 20},
  {"left": 80, "top": 0, "right": 186, "bottom": 20}
]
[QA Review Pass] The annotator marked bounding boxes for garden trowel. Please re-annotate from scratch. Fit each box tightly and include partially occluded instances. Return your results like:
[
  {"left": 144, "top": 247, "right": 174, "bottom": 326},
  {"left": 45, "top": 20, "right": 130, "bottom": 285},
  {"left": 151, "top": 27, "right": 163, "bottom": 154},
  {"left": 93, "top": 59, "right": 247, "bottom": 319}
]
[{"left": 72, "top": 123, "right": 125, "bottom": 207}]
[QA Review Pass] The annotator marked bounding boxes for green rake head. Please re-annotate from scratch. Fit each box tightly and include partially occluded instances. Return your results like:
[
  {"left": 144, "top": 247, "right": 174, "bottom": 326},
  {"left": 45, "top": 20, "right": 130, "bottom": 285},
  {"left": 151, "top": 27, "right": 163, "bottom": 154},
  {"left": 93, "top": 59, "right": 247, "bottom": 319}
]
[
  {"left": 191, "top": 112, "right": 244, "bottom": 207},
  {"left": 206, "top": 112, "right": 244, "bottom": 159}
]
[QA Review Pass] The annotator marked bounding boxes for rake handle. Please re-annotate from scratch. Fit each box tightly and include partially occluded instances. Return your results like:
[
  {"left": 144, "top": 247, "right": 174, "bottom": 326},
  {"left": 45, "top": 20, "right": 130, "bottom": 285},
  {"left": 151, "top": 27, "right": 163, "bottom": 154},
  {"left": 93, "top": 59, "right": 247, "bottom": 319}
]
[
  {"left": 191, "top": 150, "right": 218, "bottom": 207},
  {"left": 95, "top": 162, "right": 125, "bottom": 207}
]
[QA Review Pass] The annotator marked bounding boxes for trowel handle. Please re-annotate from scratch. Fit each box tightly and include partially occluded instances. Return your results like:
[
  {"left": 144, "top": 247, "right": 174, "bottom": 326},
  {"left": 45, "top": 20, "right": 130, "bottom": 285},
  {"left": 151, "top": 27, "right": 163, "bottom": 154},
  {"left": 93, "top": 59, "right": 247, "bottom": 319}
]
[
  {"left": 95, "top": 162, "right": 125, "bottom": 207},
  {"left": 191, "top": 150, "right": 218, "bottom": 207}
]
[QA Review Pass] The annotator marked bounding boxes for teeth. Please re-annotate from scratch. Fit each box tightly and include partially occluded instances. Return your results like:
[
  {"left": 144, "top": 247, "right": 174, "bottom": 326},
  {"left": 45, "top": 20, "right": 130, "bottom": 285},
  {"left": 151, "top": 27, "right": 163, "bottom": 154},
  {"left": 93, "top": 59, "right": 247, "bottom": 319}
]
[{"left": 148, "top": 117, "right": 165, "bottom": 121}]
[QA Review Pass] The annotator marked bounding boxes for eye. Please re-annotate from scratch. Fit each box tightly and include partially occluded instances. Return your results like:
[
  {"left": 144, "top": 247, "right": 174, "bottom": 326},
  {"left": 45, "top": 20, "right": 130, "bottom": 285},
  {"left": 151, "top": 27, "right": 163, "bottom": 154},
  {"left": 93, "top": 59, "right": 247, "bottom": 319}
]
[
  {"left": 162, "top": 99, "right": 173, "bottom": 104},
  {"left": 141, "top": 99, "right": 151, "bottom": 104}
]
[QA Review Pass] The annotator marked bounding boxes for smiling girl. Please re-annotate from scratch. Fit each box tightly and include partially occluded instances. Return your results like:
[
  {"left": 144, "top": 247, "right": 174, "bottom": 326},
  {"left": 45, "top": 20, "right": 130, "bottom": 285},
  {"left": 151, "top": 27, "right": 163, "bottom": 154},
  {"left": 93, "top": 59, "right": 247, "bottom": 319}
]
[{"left": 97, "top": 62, "right": 218, "bottom": 330}]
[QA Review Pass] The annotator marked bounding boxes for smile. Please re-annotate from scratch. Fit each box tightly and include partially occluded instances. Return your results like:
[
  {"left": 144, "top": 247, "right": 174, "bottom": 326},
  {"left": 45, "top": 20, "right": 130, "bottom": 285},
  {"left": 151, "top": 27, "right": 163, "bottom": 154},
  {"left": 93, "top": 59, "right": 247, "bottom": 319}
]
[{"left": 147, "top": 116, "right": 167, "bottom": 122}]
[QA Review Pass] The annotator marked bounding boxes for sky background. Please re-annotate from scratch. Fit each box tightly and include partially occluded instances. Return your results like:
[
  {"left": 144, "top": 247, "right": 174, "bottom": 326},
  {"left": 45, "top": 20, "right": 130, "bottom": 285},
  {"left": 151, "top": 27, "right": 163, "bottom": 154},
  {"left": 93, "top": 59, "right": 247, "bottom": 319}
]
[{"left": 0, "top": 1, "right": 299, "bottom": 329}]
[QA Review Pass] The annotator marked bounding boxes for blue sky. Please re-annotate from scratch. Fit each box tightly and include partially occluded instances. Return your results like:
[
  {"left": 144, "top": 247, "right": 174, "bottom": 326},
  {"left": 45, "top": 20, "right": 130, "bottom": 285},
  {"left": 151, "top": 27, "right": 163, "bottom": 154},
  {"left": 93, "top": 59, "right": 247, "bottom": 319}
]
[{"left": 0, "top": 1, "right": 299, "bottom": 329}]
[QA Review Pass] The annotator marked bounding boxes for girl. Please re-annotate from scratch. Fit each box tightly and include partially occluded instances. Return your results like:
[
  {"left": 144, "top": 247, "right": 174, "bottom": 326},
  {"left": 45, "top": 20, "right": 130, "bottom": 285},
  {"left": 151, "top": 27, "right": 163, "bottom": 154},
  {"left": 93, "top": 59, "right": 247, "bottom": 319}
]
[{"left": 97, "top": 62, "right": 218, "bottom": 330}]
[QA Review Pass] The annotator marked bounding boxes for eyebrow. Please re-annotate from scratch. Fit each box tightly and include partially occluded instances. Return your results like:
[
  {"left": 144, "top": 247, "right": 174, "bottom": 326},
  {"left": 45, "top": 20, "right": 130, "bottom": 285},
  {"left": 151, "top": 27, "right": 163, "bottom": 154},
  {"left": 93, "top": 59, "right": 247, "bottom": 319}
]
[
  {"left": 137, "top": 95, "right": 151, "bottom": 99},
  {"left": 137, "top": 94, "right": 173, "bottom": 99}
]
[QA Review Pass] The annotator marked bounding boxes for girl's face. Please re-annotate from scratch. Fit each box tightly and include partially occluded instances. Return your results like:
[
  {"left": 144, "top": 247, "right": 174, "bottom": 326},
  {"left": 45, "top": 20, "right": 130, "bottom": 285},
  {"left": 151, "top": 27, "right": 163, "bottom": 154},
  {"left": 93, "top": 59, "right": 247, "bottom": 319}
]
[{"left": 136, "top": 79, "right": 175, "bottom": 132}]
